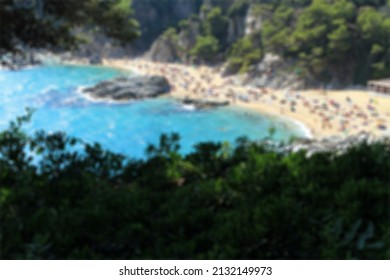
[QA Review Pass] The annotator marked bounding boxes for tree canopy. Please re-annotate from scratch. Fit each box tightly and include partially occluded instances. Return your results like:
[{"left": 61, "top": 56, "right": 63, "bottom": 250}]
[
  {"left": 190, "top": 35, "right": 220, "bottom": 62},
  {"left": 227, "top": 36, "right": 263, "bottom": 73},
  {"left": 0, "top": 112, "right": 389, "bottom": 259},
  {"left": 202, "top": 7, "right": 229, "bottom": 46},
  {"left": 0, "top": 0, "right": 140, "bottom": 53},
  {"left": 162, "top": 0, "right": 390, "bottom": 83},
  {"left": 259, "top": 0, "right": 390, "bottom": 83}
]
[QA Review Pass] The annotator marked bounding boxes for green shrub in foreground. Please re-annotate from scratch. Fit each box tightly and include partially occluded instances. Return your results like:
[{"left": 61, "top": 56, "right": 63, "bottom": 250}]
[{"left": 0, "top": 115, "right": 389, "bottom": 259}]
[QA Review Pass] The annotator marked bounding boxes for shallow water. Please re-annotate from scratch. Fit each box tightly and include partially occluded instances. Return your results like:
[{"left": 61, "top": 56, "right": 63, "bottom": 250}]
[{"left": 0, "top": 65, "right": 304, "bottom": 158}]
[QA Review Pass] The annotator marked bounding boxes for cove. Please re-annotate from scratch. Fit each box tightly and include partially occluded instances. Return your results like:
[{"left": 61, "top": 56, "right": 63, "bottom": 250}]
[{"left": 0, "top": 64, "right": 305, "bottom": 158}]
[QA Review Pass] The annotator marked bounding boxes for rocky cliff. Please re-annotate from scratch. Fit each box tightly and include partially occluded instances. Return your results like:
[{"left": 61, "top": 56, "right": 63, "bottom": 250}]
[
  {"left": 145, "top": 1, "right": 329, "bottom": 89},
  {"left": 244, "top": 4, "right": 263, "bottom": 36},
  {"left": 221, "top": 53, "right": 304, "bottom": 90},
  {"left": 146, "top": 18, "right": 201, "bottom": 63},
  {"left": 147, "top": 31, "right": 182, "bottom": 63},
  {"left": 65, "top": 0, "right": 206, "bottom": 60},
  {"left": 146, "top": 0, "right": 252, "bottom": 63},
  {"left": 132, "top": 0, "right": 204, "bottom": 51}
]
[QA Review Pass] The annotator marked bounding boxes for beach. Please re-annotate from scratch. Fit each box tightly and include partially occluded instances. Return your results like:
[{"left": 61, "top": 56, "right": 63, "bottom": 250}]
[{"left": 103, "top": 58, "right": 390, "bottom": 140}]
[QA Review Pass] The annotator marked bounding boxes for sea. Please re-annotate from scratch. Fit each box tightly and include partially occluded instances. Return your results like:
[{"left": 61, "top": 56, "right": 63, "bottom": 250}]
[{"left": 0, "top": 64, "right": 306, "bottom": 158}]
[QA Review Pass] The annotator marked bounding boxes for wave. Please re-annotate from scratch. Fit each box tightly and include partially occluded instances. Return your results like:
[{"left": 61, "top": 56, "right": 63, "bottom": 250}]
[{"left": 75, "top": 85, "right": 136, "bottom": 105}]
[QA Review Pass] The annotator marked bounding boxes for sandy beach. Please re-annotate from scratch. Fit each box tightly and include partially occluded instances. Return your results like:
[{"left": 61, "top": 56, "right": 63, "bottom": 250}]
[{"left": 103, "top": 58, "right": 390, "bottom": 140}]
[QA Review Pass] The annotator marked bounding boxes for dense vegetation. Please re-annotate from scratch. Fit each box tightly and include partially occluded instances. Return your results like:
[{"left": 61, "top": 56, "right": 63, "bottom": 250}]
[
  {"left": 1, "top": 112, "right": 389, "bottom": 259},
  {"left": 131, "top": 0, "right": 204, "bottom": 50},
  {"left": 164, "top": 0, "right": 390, "bottom": 84},
  {"left": 0, "top": 0, "right": 140, "bottom": 53},
  {"left": 226, "top": 36, "right": 263, "bottom": 73},
  {"left": 2, "top": 0, "right": 389, "bottom": 83},
  {"left": 260, "top": 0, "right": 390, "bottom": 83},
  {"left": 190, "top": 35, "right": 221, "bottom": 62}
]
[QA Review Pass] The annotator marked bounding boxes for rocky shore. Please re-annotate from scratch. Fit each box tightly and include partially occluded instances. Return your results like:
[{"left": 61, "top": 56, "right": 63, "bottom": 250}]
[
  {"left": 82, "top": 75, "right": 171, "bottom": 101},
  {"left": 0, "top": 51, "right": 41, "bottom": 70},
  {"left": 180, "top": 97, "right": 229, "bottom": 109},
  {"left": 284, "top": 132, "right": 389, "bottom": 158}
]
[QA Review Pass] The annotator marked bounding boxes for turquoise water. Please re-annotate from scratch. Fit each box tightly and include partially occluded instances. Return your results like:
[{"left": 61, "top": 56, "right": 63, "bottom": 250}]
[{"left": 0, "top": 65, "right": 303, "bottom": 158}]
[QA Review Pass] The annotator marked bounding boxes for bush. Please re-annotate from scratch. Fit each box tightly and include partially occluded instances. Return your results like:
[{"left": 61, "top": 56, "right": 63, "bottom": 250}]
[
  {"left": 189, "top": 35, "right": 220, "bottom": 62},
  {"left": 202, "top": 7, "right": 228, "bottom": 46},
  {"left": 226, "top": 37, "right": 263, "bottom": 74},
  {"left": 0, "top": 114, "right": 389, "bottom": 259}
]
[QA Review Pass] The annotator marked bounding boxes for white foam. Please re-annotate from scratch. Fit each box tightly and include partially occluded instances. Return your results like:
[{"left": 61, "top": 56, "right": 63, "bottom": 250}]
[
  {"left": 281, "top": 116, "right": 313, "bottom": 139},
  {"left": 182, "top": 104, "right": 196, "bottom": 111},
  {"left": 75, "top": 86, "right": 135, "bottom": 105},
  {"left": 261, "top": 111, "right": 313, "bottom": 139},
  {"left": 231, "top": 105, "right": 313, "bottom": 139}
]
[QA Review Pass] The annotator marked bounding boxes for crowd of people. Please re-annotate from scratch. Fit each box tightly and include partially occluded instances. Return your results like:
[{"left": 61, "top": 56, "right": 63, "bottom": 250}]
[{"left": 105, "top": 59, "right": 390, "bottom": 139}]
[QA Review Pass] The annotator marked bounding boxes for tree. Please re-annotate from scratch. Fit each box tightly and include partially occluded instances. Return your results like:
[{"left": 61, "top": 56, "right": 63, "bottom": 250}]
[
  {"left": 227, "top": 36, "right": 262, "bottom": 73},
  {"left": 357, "top": 7, "right": 390, "bottom": 78},
  {"left": 227, "top": 0, "right": 250, "bottom": 17},
  {"left": 0, "top": 0, "right": 140, "bottom": 53},
  {"left": 202, "top": 7, "right": 228, "bottom": 46},
  {"left": 190, "top": 35, "right": 220, "bottom": 62},
  {"left": 0, "top": 113, "right": 389, "bottom": 259},
  {"left": 259, "top": 0, "right": 390, "bottom": 83}
]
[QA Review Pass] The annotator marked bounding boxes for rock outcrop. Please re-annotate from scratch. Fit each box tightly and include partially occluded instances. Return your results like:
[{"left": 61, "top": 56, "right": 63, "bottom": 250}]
[
  {"left": 283, "top": 132, "right": 387, "bottom": 158},
  {"left": 247, "top": 53, "right": 303, "bottom": 89},
  {"left": 147, "top": 18, "right": 200, "bottom": 63},
  {"left": 181, "top": 97, "right": 229, "bottom": 109},
  {"left": 82, "top": 76, "right": 171, "bottom": 101},
  {"left": 178, "top": 21, "right": 201, "bottom": 55},
  {"left": 0, "top": 51, "right": 41, "bottom": 70},
  {"left": 227, "top": 16, "right": 246, "bottom": 43},
  {"left": 221, "top": 53, "right": 305, "bottom": 90},
  {"left": 244, "top": 5, "right": 263, "bottom": 36},
  {"left": 147, "top": 34, "right": 181, "bottom": 63}
]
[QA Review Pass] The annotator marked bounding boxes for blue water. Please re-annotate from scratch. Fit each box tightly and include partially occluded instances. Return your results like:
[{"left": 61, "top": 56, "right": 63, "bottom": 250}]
[{"left": 0, "top": 65, "right": 303, "bottom": 158}]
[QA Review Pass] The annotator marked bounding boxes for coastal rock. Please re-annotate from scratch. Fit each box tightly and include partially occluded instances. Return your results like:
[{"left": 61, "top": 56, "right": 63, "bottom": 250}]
[
  {"left": 181, "top": 97, "right": 229, "bottom": 109},
  {"left": 89, "top": 54, "right": 102, "bottom": 65},
  {"left": 83, "top": 75, "right": 171, "bottom": 101},
  {"left": 286, "top": 132, "right": 387, "bottom": 158},
  {"left": 147, "top": 35, "right": 180, "bottom": 63},
  {"left": 0, "top": 50, "right": 41, "bottom": 70}
]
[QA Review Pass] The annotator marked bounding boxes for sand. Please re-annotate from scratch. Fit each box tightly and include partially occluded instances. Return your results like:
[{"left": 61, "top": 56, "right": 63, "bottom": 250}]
[{"left": 103, "top": 58, "right": 390, "bottom": 140}]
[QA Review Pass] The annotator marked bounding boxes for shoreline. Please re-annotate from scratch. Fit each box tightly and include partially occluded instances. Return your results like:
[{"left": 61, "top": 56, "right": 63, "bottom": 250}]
[
  {"left": 234, "top": 101, "right": 314, "bottom": 139},
  {"left": 102, "top": 58, "right": 390, "bottom": 140},
  {"left": 101, "top": 58, "right": 317, "bottom": 139},
  {"left": 55, "top": 59, "right": 314, "bottom": 140},
  {"left": 48, "top": 57, "right": 390, "bottom": 140}
]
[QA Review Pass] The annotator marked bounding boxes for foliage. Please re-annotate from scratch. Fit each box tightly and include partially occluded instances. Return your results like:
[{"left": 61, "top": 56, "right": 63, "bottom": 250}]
[
  {"left": 228, "top": 0, "right": 250, "bottom": 17},
  {"left": 227, "top": 36, "right": 263, "bottom": 73},
  {"left": 261, "top": 0, "right": 390, "bottom": 83},
  {"left": 261, "top": 4, "right": 296, "bottom": 56},
  {"left": 202, "top": 7, "right": 229, "bottom": 47},
  {"left": 356, "top": 6, "right": 390, "bottom": 79},
  {"left": 190, "top": 36, "right": 220, "bottom": 62},
  {"left": 160, "top": 0, "right": 390, "bottom": 82},
  {"left": 162, "top": 27, "right": 177, "bottom": 38},
  {"left": 131, "top": 0, "right": 204, "bottom": 49},
  {"left": 0, "top": 113, "right": 389, "bottom": 259},
  {"left": 0, "top": 0, "right": 140, "bottom": 52}
]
